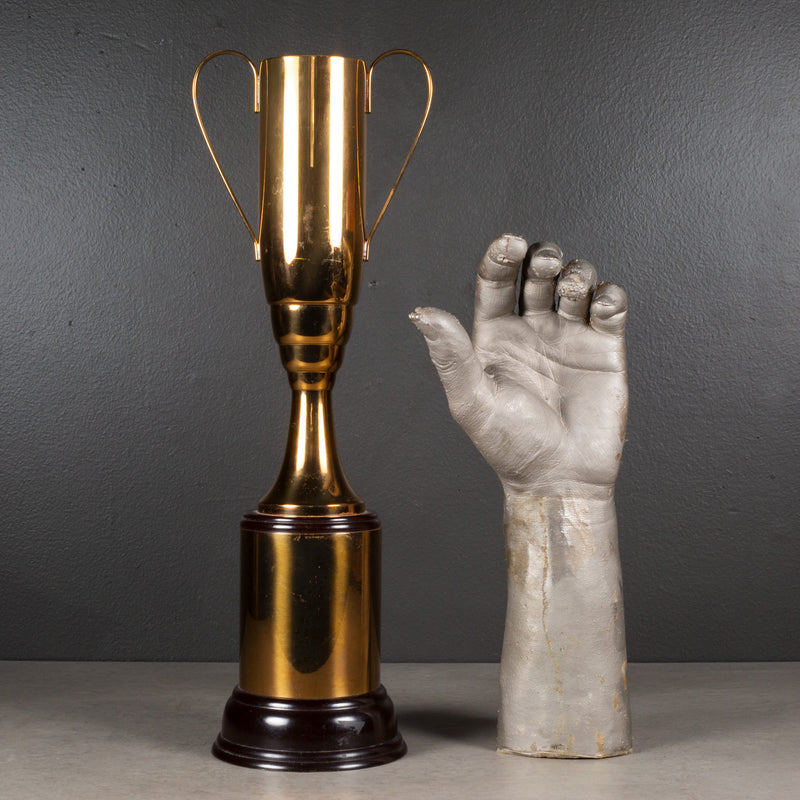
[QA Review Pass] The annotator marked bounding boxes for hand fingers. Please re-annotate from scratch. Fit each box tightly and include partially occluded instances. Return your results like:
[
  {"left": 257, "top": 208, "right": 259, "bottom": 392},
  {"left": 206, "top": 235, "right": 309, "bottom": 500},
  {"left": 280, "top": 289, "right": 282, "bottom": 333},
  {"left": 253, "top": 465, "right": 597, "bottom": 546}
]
[
  {"left": 556, "top": 259, "right": 598, "bottom": 321},
  {"left": 520, "top": 242, "right": 563, "bottom": 316},
  {"left": 473, "top": 234, "right": 528, "bottom": 324},
  {"left": 409, "top": 307, "right": 494, "bottom": 430},
  {"left": 590, "top": 282, "right": 628, "bottom": 336}
]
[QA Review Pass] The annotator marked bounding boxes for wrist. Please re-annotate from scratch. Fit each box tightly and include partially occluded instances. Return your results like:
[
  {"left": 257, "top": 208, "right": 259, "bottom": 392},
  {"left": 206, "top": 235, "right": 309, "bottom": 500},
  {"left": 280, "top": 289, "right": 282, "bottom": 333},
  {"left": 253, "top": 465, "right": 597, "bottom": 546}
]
[
  {"left": 502, "top": 493, "right": 617, "bottom": 540},
  {"left": 501, "top": 475, "right": 618, "bottom": 504}
]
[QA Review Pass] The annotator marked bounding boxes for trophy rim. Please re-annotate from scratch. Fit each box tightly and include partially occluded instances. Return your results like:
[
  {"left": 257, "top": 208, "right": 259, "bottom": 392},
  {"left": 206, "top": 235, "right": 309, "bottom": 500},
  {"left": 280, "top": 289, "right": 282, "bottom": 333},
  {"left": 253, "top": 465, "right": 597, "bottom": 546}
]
[{"left": 260, "top": 54, "right": 365, "bottom": 66}]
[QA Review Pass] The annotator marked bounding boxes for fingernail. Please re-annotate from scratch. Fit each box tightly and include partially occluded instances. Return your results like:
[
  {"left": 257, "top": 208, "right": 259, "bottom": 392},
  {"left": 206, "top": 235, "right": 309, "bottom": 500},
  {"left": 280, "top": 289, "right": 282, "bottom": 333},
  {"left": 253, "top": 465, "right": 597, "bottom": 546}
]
[
  {"left": 525, "top": 241, "right": 563, "bottom": 278},
  {"left": 489, "top": 233, "right": 528, "bottom": 265},
  {"left": 408, "top": 309, "right": 438, "bottom": 340},
  {"left": 557, "top": 259, "right": 597, "bottom": 298}
]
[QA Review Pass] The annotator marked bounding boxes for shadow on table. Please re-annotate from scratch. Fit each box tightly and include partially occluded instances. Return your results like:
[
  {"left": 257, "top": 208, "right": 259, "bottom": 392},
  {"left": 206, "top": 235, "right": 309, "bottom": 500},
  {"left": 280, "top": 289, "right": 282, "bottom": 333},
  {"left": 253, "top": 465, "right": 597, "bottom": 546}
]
[{"left": 398, "top": 707, "right": 496, "bottom": 746}]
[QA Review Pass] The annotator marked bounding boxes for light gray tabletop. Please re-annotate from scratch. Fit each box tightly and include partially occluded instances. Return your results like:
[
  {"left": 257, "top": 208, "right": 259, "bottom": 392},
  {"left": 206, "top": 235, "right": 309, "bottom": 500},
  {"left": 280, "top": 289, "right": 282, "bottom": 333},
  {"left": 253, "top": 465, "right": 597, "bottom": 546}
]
[{"left": 0, "top": 662, "right": 797, "bottom": 799}]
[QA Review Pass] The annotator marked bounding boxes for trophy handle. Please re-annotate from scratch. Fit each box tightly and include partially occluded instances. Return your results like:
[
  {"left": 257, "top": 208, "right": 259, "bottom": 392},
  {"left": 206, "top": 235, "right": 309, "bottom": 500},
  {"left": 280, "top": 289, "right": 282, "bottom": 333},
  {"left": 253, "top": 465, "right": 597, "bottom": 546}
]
[
  {"left": 363, "top": 49, "right": 433, "bottom": 261},
  {"left": 192, "top": 50, "right": 261, "bottom": 260}
]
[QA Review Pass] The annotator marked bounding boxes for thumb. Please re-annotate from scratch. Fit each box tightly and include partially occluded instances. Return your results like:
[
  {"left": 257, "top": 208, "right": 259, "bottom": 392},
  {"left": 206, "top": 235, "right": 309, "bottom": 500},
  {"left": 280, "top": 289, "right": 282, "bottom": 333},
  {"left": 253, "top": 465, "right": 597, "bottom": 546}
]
[{"left": 409, "top": 307, "right": 494, "bottom": 429}]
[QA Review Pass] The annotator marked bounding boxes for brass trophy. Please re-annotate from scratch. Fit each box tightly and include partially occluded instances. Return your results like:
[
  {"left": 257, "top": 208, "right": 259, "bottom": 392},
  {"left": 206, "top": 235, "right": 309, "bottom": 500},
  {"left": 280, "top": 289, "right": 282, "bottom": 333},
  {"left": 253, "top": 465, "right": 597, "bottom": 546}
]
[{"left": 192, "top": 51, "right": 432, "bottom": 770}]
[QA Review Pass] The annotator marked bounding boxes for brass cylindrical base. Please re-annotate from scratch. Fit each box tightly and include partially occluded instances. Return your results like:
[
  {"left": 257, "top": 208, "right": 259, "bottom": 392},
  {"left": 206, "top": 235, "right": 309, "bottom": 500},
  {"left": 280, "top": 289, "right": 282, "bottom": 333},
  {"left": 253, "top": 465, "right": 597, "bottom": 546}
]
[
  {"left": 213, "top": 511, "right": 404, "bottom": 770},
  {"left": 239, "top": 511, "right": 381, "bottom": 699}
]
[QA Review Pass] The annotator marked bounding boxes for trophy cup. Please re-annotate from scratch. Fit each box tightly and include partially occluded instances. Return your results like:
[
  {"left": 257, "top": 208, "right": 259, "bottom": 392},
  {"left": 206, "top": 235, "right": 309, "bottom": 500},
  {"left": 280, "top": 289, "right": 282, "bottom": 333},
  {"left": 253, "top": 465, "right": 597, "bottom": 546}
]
[{"left": 192, "top": 51, "right": 432, "bottom": 770}]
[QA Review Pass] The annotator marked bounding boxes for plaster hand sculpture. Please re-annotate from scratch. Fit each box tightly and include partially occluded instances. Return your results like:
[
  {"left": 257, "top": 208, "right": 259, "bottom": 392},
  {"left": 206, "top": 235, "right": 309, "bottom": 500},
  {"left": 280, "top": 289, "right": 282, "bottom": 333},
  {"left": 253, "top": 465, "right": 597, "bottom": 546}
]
[{"left": 410, "top": 234, "right": 632, "bottom": 758}]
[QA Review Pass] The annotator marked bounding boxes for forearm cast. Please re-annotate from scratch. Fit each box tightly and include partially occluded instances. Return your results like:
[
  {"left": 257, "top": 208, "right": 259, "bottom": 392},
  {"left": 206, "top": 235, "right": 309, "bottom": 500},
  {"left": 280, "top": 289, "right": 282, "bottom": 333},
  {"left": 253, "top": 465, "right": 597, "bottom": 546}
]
[{"left": 498, "top": 493, "right": 632, "bottom": 758}]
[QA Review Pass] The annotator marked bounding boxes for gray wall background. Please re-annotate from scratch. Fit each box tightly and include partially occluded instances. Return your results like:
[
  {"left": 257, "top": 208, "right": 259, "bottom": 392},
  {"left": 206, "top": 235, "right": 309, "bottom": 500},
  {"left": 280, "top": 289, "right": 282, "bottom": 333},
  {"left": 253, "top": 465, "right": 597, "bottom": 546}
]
[{"left": 2, "top": 0, "right": 798, "bottom": 662}]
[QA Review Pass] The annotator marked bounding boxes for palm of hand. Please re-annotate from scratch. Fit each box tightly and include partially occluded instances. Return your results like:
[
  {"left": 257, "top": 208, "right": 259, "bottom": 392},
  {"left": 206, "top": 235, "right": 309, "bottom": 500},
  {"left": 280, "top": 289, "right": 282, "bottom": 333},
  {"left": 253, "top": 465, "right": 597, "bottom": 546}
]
[
  {"left": 473, "top": 311, "right": 627, "bottom": 496},
  {"left": 412, "top": 235, "right": 629, "bottom": 500}
]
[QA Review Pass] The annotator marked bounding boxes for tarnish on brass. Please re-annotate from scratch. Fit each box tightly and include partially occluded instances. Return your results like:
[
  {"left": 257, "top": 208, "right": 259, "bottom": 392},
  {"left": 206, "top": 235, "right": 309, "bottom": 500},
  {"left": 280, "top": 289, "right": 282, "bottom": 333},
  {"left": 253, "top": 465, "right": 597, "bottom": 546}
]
[
  {"left": 192, "top": 52, "right": 432, "bottom": 516},
  {"left": 239, "top": 520, "right": 381, "bottom": 699}
]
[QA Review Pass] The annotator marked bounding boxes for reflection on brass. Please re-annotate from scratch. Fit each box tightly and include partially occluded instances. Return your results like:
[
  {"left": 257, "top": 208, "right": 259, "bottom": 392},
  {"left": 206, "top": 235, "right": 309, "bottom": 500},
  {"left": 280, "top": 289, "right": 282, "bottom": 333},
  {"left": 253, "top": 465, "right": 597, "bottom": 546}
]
[
  {"left": 192, "top": 52, "right": 432, "bottom": 516},
  {"left": 239, "top": 518, "right": 381, "bottom": 699},
  {"left": 259, "top": 388, "right": 362, "bottom": 515}
]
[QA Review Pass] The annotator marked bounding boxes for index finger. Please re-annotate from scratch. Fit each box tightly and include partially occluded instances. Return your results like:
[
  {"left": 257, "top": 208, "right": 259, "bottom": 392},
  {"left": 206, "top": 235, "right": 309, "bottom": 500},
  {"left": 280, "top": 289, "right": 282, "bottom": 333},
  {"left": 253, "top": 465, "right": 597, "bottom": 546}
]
[{"left": 473, "top": 234, "right": 528, "bottom": 324}]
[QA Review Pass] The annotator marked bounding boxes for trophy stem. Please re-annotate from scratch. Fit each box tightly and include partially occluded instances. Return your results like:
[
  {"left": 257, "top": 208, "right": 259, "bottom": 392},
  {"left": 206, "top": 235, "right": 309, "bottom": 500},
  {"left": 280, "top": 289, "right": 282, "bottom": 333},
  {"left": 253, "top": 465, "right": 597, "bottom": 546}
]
[{"left": 259, "top": 387, "right": 364, "bottom": 516}]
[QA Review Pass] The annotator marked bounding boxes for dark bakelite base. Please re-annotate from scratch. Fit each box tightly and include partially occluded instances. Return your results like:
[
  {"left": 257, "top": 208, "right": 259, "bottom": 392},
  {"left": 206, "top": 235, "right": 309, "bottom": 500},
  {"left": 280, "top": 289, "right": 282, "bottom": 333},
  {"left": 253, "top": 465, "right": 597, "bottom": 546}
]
[{"left": 212, "top": 685, "right": 407, "bottom": 771}]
